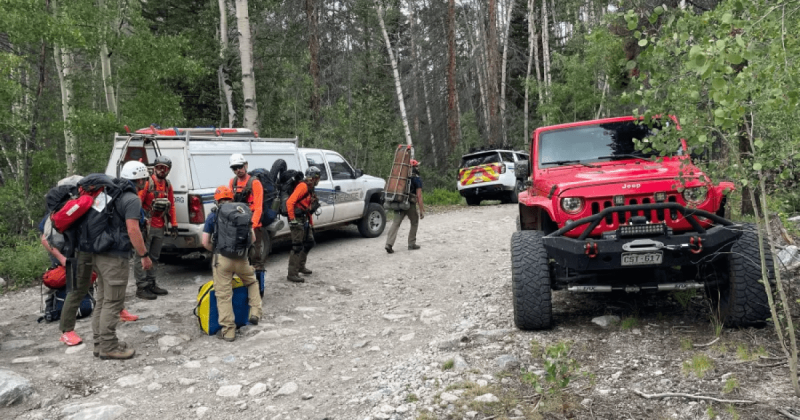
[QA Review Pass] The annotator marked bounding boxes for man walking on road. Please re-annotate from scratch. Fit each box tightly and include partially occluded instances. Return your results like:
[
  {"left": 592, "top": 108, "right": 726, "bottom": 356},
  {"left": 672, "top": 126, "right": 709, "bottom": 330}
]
[
  {"left": 385, "top": 159, "right": 425, "bottom": 254},
  {"left": 286, "top": 167, "right": 321, "bottom": 283},
  {"left": 135, "top": 155, "right": 177, "bottom": 300},
  {"left": 201, "top": 186, "right": 262, "bottom": 342},
  {"left": 81, "top": 162, "right": 152, "bottom": 360},
  {"left": 228, "top": 154, "right": 267, "bottom": 290}
]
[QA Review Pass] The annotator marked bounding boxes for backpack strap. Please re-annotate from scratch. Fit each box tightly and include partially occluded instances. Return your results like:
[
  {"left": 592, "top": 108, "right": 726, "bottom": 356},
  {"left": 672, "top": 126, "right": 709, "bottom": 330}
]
[{"left": 231, "top": 176, "right": 254, "bottom": 203}]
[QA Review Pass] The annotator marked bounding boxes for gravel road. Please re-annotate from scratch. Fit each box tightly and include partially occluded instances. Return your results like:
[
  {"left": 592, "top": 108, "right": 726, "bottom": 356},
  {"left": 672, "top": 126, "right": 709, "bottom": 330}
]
[{"left": 1, "top": 204, "right": 797, "bottom": 420}]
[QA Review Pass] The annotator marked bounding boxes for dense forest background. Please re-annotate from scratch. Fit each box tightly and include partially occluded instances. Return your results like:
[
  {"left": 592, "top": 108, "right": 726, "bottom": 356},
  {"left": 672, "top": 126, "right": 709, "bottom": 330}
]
[{"left": 1, "top": 0, "right": 799, "bottom": 283}]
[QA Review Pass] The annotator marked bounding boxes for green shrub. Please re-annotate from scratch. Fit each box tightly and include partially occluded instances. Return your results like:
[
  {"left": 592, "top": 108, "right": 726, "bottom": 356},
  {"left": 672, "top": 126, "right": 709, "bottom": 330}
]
[
  {"left": 0, "top": 233, "right": 50, "bottom": 291},
  {"left": 425, "top": 188, "right": 463, "bottom": 206}
]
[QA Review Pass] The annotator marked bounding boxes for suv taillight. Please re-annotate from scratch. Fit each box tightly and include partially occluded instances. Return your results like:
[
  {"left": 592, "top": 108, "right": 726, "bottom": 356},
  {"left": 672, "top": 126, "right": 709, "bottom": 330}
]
[
  {"left": 499, "top": 163, "right": 506, "bottom": 174},
  {"left": 188, "top": 195, "right": 205, "bottom": 223}
]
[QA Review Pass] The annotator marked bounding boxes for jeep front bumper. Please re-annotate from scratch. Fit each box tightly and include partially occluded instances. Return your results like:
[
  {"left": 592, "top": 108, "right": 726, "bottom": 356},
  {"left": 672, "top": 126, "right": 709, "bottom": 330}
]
[{"left": 541, "top": 203, "right": 742, "bottom": 271}]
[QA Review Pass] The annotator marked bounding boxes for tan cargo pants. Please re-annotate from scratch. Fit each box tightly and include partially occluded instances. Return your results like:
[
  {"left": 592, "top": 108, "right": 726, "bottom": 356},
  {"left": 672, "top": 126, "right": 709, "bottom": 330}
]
[
  {"left": 91, "top": 254, "right": 128, "bottom": 353},
  {"left": 385, "top": 201, "right": 419, "bottom": 248},
  {"left": 212, "top": 254, "right": 263, "bottom": 337}
]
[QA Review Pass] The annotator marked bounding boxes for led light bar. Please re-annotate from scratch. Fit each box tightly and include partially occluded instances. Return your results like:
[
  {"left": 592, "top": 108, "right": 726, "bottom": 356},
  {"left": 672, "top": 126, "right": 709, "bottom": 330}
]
[{"left": 618, "top": 223, "right": 667, "bottom": 237}]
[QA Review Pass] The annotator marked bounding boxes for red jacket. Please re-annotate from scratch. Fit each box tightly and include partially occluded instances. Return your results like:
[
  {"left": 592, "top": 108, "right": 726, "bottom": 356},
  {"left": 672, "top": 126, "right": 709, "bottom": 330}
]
[
  {"left": 287, "top": 182, "right": 314, "bottom": 226},
  {"left": 139, "top": 175, "right": 177, "bottom": 229}
]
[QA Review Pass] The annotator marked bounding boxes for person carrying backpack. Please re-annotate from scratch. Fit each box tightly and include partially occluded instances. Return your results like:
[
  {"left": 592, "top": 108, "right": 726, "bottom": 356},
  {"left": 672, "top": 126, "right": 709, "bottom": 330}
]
[
  {"left": 134, "top": 155, "right": 177, "bottom": 300},
  {"left": 80, "top": 162, "right": 152, "bottom": 360},
  {"left": 228, "top": 154, "right": 267, "bottom": 289},
  {"left": 286, "top": 167, "right": 321, "bottom": 283},
  {"left": 201, "top": 185, "right": 262, "bottom": 342},
  {"left": 385, "top": 159, "right": 425, "bottom": 254}
]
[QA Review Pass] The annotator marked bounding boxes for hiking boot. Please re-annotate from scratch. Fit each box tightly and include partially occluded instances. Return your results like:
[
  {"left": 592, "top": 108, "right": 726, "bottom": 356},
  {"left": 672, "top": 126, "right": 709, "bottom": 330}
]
[
  {"left": 216, "top": 329, "right": 235, "bottom": 342},
  {"left": 385, "top": 244, "right": 394, "bottom": 254},
  {"left": 93, "top": 345, "right": 99, "bottom": 357},
  {"left": 408, "top": 244, "right": 421, "bottom": 250},
  {"left": 136, "top": 287, "right": 157, "bottom": 300},
  {"left": 249, "top": 316, "right": 259, "bottom": 326},
  {"left": 59, "top": 331, "right": 82, "bottom": 346},
  {"left": 287, "top": 274, "right": 305, "bottom": 283},
  {"left": 99, "top": 343, "right": 135, "bottom": 360},
  {"left": 299, "top": 267, "right": 313, "bottom": 275},
  {"left": 150, "top": 284, "right": 168, "bottom": 296},
  {"left": 119, "top": 309, "right": 139, "bottom": 322}
]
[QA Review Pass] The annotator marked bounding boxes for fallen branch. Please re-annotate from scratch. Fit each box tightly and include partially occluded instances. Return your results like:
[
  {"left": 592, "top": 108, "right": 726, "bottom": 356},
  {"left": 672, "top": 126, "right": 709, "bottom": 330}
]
[
  {"left": 777, "top": 407, "right": 800, "bottom": 420},
  {"left": 757, "top": 361, "right": 789, "bottom": 368},
  {"left": 693, "top": 337, "right": 720, "bottom": 348},
  {"left": 632, "top": 389, "right": 755, "bottom": 405}
]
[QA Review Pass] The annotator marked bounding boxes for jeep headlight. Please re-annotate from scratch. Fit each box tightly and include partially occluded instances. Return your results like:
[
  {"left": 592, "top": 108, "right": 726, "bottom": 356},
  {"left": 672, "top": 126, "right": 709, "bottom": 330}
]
[
  {"left": 561, "top": 197, "right": 584, "bottom": 214},
  {"left": 682, "top": 186, "right": 708, "bottom": 204}
]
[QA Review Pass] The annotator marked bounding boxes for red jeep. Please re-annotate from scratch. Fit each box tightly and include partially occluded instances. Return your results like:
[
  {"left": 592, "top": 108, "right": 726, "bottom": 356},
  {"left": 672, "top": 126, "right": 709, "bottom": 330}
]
[{"left": 512, "top": 116, "right": 774, "bottom": 330}]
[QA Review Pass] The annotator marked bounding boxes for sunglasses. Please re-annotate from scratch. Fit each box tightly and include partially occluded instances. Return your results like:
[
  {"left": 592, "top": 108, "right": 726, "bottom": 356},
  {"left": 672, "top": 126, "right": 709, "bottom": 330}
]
[
  {"left": 231, "top": 165, "right": 245, "bottom": 171},
  {"left": 155, "top": 165, "right": 169, "bottom": 170}
]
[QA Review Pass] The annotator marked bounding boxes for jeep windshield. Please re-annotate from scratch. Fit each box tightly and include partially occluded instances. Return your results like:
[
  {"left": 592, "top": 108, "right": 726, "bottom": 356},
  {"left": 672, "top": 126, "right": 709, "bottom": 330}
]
[{"left": 538, "top": 121, "right": 665, "bottom": 168}]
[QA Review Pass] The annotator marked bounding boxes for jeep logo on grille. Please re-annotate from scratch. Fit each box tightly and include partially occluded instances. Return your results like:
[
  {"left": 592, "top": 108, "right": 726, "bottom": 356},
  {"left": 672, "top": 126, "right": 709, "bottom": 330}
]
[{"left": 622, "top": 183, "right": 641, "bottom": 189}]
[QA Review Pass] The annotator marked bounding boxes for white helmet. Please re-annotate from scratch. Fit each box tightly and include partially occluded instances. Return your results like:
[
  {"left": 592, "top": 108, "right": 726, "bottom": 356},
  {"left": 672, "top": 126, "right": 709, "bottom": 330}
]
[
  {"left": 229, "top": 153, "right": 247, "bottom": 167},
  {"left": 121, "top": 161, "right": 149, "bottom": 180}
]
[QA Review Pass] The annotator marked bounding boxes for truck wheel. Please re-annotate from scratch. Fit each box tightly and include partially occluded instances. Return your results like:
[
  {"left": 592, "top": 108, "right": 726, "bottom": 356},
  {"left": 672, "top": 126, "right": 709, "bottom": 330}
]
[
  {"left": 511, "top": 230, "right": 553, "bottom": 330},
  {"left": 715, "top": 223, "right": 773, "bottom": 326},
  {"left": 358, "top": 203, "right": 386, "bottom": 238},
  {"left": 466, "top": 196, "right": 481, "bottom": 206}
]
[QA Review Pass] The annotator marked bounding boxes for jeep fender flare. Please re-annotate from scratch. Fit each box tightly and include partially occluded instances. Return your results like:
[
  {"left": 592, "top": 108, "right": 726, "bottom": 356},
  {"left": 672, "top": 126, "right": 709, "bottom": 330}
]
[
  {"left": 518, "top": 194, "right": 558, "bottom": 232},
  {"left": 362, "top": 188, "right": 385, "bottom": 217}
]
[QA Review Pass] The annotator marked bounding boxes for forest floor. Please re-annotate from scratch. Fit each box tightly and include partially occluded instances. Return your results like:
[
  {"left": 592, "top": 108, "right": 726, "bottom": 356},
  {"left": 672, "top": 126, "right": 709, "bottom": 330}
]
[{"left": 1, "top": 203, "right": 799, "bottom": 420}]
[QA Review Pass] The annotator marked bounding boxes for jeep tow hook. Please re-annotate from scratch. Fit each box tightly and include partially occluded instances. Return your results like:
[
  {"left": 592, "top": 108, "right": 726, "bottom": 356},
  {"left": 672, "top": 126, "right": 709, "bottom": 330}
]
[
  {"left": 584, "top": 241, "right": 598, "bottom": 258},
  {"left": 689, "top": 236, "right": 703, "bottom": 254}
]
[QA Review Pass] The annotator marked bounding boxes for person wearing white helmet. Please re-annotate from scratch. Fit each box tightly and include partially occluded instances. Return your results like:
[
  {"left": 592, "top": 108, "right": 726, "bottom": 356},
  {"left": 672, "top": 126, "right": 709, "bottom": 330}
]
[
  {"left": 228, "top": 153, "right": 267, "bottom": 289},
  {"left": 82, "top": 161, "right": 152, "bottom": 360}
]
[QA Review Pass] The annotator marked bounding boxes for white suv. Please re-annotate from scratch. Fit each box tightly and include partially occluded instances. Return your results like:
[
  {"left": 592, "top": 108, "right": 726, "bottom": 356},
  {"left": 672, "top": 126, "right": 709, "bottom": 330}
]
[
  {"left": 457, "top": 149, "right": 529, "bottom": 205},
  {"left": 105, "top": 127, "right": 387, "bottom": 258}
]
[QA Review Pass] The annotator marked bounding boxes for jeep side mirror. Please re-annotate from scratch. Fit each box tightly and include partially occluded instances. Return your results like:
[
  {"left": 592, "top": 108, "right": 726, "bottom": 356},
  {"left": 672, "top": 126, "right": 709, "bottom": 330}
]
[
  {"left": 354, "top": 169, "right": 364, "bottom": 178},
  {"left": 515, "top": 160, "right": 529, "bottom": 180}
]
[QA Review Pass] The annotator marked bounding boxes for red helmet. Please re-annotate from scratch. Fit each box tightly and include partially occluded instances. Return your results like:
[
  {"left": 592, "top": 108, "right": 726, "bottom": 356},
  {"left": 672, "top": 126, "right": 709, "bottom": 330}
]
[
  {"left": 410, "top": 159, "right": 419, "bottom": 166},
  {"left": 214, "top": 186, "right": 234, "bottom": 201}
]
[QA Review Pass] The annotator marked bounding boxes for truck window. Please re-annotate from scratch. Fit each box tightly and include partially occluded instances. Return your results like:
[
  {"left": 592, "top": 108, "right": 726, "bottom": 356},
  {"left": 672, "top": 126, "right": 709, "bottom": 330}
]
[
  {"left": 305, "top": 153, "right": 329, "bottom": 181},
  {"left": 500, "top": 152, "right": 515, "bottom": 162},
  {"left": 325, "top": 153, "right": 355, "bottom": 180}
]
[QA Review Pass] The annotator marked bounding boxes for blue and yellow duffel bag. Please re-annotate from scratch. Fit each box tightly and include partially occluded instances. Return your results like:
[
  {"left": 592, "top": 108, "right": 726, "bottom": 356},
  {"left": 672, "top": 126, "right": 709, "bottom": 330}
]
[{"left": 194, "top": 276, "right": 251, "bottom": 335}]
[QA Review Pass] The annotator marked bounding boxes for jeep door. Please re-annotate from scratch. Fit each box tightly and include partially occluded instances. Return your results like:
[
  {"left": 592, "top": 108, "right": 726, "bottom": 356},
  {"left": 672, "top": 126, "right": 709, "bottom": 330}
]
[
  {"left": 324, "top": 152, "right": 364, "bottom": 221},
  {"left": 301, "top": 151, "right": 334, "bottom": 225}
]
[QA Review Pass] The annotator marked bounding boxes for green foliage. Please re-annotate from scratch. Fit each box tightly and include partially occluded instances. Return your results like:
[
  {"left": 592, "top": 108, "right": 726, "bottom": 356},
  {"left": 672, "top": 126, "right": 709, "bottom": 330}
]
[
  {"left": 620, "top": 316, "right": 639, "bottom": 330},
  {"left": 722, "top": 376, "right": 740, "bottom": 394},
  {"left": 425, "top": 188, "right": 462, "bottom": 206},
  {"left": 527, "top": 341, "right": 579, "bottom": 394},
  {"left": 441, "top": 359, "right": 454, "bottom": 370},
  {"left": 671, "top": 289, "right": 697, "bottom": 308},
  {"left": 0, "top": 233, "right": 49, "bottom": 290},
  {"left": 680, "top": 338, "right": 693, "bottom": 351},
  {"left": 682, "top": 353, "right": 715, "bottom": 378}
]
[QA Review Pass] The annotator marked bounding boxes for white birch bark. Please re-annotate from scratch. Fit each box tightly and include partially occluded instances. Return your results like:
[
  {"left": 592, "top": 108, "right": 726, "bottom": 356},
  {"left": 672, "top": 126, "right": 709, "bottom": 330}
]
[
  {"left": 52, "top": 0, "right": 76, "bottom": 174},
  {"left": 376, "top": 0, "right": 413, "bottom": 147},
  {"left": 11, "top": 67, "right": 25, "bottom": 178},
  {"left": 541, "top": 0, "right": 552, "bottom": 96},
  {"left": 98, "top": 0, "right": 117, "bottom": 117},
  {"left": 460, "top": 7, "right": 490, "bottom": 135},
  {"left": 524, "top": 0, "right": 536, "bottom": 141},
  {"left": 409, "top": 1, "right": 420, "bottom": 137},
  {"left": 500, "top": 0, "right": 514, "bottom": 146},
  {"left": 219, "top": 0, "right": 236, "bottom": 127},
  {"left": 420, "top": 59, "right": 437, "bottom": 165},
  {"left": 235, "top": 0, "right": 259, "bottom": 134}
]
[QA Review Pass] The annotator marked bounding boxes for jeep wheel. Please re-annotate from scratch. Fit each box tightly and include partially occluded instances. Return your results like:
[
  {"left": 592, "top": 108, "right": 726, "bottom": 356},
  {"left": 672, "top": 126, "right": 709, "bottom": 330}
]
[
  {"left": 511, "top": 230, "right": 553, "bottom": 330},
  {"left": 713, "top": 223, "right": 773, "bottom": 326},
  {"left": 358, "top": 203, "right": 386, "bottom": 238},
  {"left": 466, "top": 196, "right": 481, "bottom": 206}
]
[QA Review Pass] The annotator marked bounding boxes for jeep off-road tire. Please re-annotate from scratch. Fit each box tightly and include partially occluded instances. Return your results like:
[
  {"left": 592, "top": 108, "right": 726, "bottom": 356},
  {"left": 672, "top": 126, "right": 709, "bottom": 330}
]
[
  {"left": 511, "top": 230, "right": 553, "bottom": 330},
  {"left": 717, "top": 223, "right": 773, "bottom": 326},
  {"left": 358, "top": 203, "right": 386, "bottom": 238}
]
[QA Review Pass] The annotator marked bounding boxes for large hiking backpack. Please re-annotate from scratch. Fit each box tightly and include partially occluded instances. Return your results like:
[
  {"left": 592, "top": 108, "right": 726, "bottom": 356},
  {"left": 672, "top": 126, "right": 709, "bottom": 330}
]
[
  {"left": 77, "top": 175, "right": 134, "bottom": 254},
  {"left": 38, "top": 287, "right": 95, "bottom": 323},
  {"left": 213, "top": 202, "right": 253, "bottom": 259},
  {"left": 276, "top": 170, "right": 306, "bottom": 217}
]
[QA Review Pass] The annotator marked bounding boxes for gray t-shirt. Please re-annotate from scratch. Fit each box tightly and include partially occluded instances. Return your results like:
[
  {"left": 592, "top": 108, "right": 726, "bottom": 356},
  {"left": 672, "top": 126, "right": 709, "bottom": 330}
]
[{"left": 97, "top": 190, "right": 142, "bottom": 257}]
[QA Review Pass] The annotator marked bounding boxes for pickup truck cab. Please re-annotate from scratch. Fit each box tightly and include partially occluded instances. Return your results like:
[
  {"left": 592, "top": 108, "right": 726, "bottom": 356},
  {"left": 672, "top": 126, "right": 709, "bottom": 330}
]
[
  {"left": 510, "top": 116, "right": 773, "bottom": 330},
  {"left": 105, "top": 127, "right": 386, "bottom": 259}
]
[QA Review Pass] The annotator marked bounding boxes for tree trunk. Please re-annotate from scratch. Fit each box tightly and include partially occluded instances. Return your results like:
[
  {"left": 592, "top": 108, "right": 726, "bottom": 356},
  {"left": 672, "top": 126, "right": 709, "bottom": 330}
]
[
  {"left": 447, "top": 0, "right": 459, "bottom": 150},
  {"left": 499, "top": 0, "right": 514, "bottom": 147},
  {"left": 375, "top": 0, "right": 412, "bottom": 147},
  {"left": 487, "top": 0, "right": 500, "bottom": 147},
  {"left": 524, "top": 0, "right": 538, "bottom": 144},
  {"left": 306, "top": 0, "right": 321, "bottom": 125},
  {"left": 461, "top": 7, "right": 490, "bottom": 136},
  {"left": 235, "top": 0, "right": 259, "bottom": 134},
  {"left": 218, "top": 0, "right": 236, "bottom": 127},
  {"left": 98, "top": 0, "right": 117, "bottom": 118},
  {"left": 541, "top": 0, "right": 552, "bottom": 98},
  {"left": 52, "top": 0, "right": 76, "bottom": 175},
  {"left": 409, "top": 1, "right": 420, "bottom": 138}
]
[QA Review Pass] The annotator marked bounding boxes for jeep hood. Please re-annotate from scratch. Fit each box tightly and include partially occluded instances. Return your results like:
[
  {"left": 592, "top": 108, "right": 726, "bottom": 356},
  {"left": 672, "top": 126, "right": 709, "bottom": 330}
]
[{"left": 539, "top": 159, "right": 704, "bottom": 193}]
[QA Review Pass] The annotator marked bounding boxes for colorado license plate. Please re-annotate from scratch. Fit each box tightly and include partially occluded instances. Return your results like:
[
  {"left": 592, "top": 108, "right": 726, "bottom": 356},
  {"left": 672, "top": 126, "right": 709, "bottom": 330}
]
[{"left": 621, "top": 252, "right": 663, "bottom": 266}]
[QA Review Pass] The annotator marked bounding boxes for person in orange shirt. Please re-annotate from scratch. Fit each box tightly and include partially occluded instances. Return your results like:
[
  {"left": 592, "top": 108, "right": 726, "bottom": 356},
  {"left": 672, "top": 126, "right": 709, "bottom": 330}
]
[
  {"left": 286, "top": 167, "right": 321, "bottom": 283},
  {"left": 228, "top": 154, "right": 266, "bottom": 293},
  {"left": 135, "top": 155, "right": 178, "bottom": 300}
]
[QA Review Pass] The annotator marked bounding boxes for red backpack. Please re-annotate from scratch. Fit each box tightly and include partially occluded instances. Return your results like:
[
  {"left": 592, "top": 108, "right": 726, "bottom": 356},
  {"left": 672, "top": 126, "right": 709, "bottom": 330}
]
[
  {"left": 42, "top": 265, "right": 97, "bottom": 289},
  {"left": 51, "top": 195, "right": 95, "bottom": 233}
]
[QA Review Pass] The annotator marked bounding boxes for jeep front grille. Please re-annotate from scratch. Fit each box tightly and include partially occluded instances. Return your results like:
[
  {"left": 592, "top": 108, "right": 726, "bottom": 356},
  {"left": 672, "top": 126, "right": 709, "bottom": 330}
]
[{"left": 588, "top": 194, "right": 681, "bottom": 229}]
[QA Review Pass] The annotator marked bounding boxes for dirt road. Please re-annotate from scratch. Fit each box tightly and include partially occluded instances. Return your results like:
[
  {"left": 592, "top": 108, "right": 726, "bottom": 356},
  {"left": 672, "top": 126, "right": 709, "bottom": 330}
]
[{"left": 1, "top": 204, "right": 797, "bottom": 419}]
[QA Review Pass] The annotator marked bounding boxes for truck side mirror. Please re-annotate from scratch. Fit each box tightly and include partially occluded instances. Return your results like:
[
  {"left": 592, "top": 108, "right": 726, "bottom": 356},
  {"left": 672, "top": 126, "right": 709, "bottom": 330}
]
[
  {"left": 515, "top": 160, "right": 529, "bottom": 180},
  {"left": 354, "top": 169, "right": 364, "bottom": 178}
]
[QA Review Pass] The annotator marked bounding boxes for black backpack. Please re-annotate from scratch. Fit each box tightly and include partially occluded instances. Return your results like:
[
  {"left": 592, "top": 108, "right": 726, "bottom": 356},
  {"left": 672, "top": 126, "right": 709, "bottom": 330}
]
[
  {"left": 77, "top": 176, "right": 134, "bottom": 254},
  {"left": 213, "top": 202, "right": 253, "bottom": 259},
  {"left": 38, "top": 288, "right": 94, "bottom": 323},
  {"left": 277, "top": 170, "right": 306, "bottom": 217},
  {"left": 45, "top": 184, "right": 79, "bottom": 215}
]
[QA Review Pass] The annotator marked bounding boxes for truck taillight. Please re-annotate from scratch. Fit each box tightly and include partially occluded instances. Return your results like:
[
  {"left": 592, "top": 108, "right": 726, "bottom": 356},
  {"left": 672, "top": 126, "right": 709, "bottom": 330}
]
[{"left": 188, "top": 195, "right": 205, "bottom": 224}]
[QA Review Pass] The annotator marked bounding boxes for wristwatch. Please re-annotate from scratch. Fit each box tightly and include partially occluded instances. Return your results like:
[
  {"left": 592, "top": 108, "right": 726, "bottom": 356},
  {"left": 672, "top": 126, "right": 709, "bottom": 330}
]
[{"left": 139, "top": 252, "right": 150, "bottom": 258}]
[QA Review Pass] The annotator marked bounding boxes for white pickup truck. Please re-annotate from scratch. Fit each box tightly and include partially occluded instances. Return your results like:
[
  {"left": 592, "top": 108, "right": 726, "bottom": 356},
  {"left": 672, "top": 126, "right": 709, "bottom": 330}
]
[{"left": 104, "top": 127, "right": 387, "bottom": 259}]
